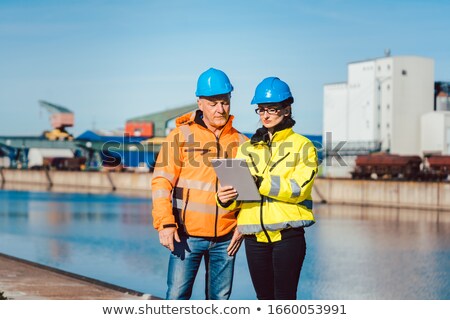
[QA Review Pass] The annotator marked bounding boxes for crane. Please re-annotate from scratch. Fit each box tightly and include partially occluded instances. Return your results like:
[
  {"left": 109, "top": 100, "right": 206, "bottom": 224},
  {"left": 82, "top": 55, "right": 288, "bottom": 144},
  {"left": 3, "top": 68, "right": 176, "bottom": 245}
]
[{"left": 39, "top": 100, "right": 74, "bottom": 141}]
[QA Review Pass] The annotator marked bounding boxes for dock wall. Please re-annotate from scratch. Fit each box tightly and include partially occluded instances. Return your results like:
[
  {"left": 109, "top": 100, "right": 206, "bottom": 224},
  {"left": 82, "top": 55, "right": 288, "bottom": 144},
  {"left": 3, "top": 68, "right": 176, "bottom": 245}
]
[
  {"left": 0, "top": 169, "right": 152, "bottom": 195},
  {"left": 1, "top": 169, "right": 449, "bottom": 210},
  {"left": 313, "top": 178, "right": 450, "bottom": 211}
]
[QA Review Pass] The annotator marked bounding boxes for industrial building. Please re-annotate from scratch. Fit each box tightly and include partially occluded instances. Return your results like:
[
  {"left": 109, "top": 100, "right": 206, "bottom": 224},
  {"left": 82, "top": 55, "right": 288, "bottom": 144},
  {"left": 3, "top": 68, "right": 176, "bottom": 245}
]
[
  {"left": 434, "top": 81, "right": 450, "bottom": 111},
  {"left": 323, "top": 54, "right": 439, "bottom": 177},
  {"left": 420, "top": 111, "right": 450, "bottom": 155},
  {"left": 422, "top": 82, "right": 450, "bottom": 156},
  {"left": 0, "top": 102, "right": 198, "bottom": 171}
]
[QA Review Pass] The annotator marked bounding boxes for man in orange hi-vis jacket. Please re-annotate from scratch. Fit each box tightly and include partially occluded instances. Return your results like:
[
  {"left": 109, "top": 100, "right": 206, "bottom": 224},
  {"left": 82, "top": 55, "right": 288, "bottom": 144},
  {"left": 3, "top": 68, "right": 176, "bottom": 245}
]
[{"left": 151, "top": 68, "right": 248, "bottom": 300}]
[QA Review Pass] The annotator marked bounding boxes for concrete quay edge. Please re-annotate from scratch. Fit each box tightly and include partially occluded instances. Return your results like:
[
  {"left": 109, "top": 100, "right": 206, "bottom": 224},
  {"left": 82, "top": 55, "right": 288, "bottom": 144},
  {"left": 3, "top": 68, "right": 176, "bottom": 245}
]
[{"left": 0, "top": 252, "right": 161, "bottom": 300}]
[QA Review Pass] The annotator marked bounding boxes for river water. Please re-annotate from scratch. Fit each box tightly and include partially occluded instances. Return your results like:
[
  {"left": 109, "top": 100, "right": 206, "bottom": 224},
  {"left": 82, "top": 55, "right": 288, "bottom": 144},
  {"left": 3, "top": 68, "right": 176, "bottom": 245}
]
[{"left": 0, "top": 189, "right": 449, "bottom": 299}]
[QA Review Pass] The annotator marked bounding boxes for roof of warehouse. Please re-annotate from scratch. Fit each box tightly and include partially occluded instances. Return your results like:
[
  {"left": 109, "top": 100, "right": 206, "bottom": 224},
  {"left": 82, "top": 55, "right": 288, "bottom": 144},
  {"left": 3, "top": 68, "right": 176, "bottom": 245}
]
[
  {"left": 127, "top": 103, "right": 198, "bottom": 137},
  {"left": 127, "top": 104, "right": 197, "bottom": 123}
]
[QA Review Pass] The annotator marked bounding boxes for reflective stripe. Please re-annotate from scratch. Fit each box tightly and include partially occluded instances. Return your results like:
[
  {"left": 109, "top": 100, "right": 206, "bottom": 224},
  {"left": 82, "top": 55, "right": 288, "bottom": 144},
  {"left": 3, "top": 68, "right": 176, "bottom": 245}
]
[
  {"left": 238, "top": 220, "right": 315, "bottom": 234},
  {"left": 174, "top": 199, "right": 229, "bottom": 215},
  {"left": 264, "top": 220, "right": 315, "bottom": 230},
  {"left": 176, "top": 177, "right": 215, "bottom": 192},
  {"left": 173, "top": 199, "right": 185, "bottom": 210},
  {"left": 237, "top": 224, "right": 263, "bottom": 234},
  {"left": 153, "top": 169, "right": 175, "bottom": 182},
  {"left": 179, "top": 125, "right": 194, "bottom": 144},
  {"left": 265, "top": 197, "right": 312, "bottom": 210},
  {"left": 290, "top": 179, "right": 301, "bottom": 198},
  {"left": 268, "top": 175, "right": 281, "bottom": 197},
  {"left": 152, "top": 189, "right": 170, "bottom": 199}
]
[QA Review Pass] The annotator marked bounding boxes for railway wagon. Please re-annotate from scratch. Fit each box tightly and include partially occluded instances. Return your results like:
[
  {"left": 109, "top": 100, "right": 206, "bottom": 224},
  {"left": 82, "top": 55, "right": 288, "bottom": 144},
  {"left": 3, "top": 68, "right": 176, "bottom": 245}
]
[
  {"left": 43, "top": 157, "right": 87, "bottom": 171},
  {"left": 351, "top": 154, "right": 422, "bottom": 180}
]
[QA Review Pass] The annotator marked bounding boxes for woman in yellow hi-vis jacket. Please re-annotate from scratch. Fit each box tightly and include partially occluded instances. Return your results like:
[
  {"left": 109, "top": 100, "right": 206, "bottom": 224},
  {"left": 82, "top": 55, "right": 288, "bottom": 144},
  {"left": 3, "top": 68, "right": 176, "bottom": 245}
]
[{"left": 217, "top": 77, "right": 318, "bottom": 300}]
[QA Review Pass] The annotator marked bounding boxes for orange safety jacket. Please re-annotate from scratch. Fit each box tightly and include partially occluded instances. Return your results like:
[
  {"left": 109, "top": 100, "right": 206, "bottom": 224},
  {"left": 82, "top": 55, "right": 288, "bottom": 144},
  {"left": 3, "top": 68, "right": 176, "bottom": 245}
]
[{"left": 151, "top": 110, "right": 248, "bottom": 237}]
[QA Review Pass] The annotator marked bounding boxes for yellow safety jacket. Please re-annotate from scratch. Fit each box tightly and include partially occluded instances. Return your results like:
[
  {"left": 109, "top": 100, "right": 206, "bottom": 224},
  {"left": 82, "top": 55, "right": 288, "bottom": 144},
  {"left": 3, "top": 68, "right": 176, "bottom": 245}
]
[
  {"left": 152, "top": 110, "right": 247, "bottom": 237},
  {"left": 219, "top": 127, "right": 317, "bottom": 243}
]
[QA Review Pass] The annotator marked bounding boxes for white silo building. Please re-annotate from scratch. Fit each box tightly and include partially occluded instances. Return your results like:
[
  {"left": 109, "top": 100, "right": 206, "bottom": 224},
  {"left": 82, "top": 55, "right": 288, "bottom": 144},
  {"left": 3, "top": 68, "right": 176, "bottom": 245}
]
[
  {"left": 420, "top": 111, "right": 450, "bottom": 155},
  {"left": 323, "top": 55, "right": 434, "bottom": 177}
]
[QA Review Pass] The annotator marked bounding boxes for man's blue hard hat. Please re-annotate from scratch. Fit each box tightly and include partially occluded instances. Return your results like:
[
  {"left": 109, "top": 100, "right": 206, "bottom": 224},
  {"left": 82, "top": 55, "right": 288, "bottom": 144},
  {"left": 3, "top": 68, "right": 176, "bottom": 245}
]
[
  {"left": 251, "top": 77, "right": 293, "bottom": 104},
  {"left": 195, "top": 68, "right": 234, "bottom": 97}
]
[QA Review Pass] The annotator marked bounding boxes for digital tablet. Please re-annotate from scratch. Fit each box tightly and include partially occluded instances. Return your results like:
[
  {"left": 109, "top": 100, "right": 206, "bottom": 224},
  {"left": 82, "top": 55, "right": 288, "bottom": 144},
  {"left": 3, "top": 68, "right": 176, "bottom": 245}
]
[{"left": 211, "top": 158, "right": 261, "bottom": 201}]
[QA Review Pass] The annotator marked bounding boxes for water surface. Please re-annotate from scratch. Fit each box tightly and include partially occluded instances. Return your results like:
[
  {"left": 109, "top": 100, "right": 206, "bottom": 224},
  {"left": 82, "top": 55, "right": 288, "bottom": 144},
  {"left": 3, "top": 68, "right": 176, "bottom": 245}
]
[{"left": 0, "top": 189, "right": 449, "bottom": 299}]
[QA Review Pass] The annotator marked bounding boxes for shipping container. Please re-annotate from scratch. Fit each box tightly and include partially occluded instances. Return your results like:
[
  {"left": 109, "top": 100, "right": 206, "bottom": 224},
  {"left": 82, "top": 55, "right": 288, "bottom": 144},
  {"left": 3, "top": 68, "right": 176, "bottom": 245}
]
[
  {"left": 28, "top": 148, "right": 74, "bottom": 168},
  {"left": 124, "top": 122, "right": 154, "bottom": 137}
]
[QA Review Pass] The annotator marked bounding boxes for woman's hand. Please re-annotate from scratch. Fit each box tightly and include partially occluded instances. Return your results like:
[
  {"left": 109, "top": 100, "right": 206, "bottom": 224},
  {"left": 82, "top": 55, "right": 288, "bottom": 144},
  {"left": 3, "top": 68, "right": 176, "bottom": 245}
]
[
  {"left": 227, "top": 228, "right": 243, "bottom": 256},
  {"left": 217, "top": 185, "right": 238, "bottom": 203}
]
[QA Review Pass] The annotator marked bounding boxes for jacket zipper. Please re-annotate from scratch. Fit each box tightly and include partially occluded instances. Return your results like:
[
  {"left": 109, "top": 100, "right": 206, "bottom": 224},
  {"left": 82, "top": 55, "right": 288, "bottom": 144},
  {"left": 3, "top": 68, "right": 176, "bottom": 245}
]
[
  {"left": 249, "top": 152, "right": 270, "bottom": 241},
  {"left": 192, "top": 116, "right": 232, "bottom": 238},
  {"left": 182, "top": 189, "right": 190, "bottom": 228},
  {"left": 214, "top": 135, "right": 221, "bottom": 239},
  {"left": 259, "top": 195, "right": 271, "bottom": 243},
  {"left": 258, "top": 134, "right": 278, "bottom": 243}
]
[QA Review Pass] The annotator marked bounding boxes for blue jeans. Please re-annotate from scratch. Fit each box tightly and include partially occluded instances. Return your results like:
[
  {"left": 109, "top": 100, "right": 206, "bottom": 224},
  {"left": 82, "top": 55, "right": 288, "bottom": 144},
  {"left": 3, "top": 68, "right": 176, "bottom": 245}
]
[{"left": 166, "top": 233, "right": 235, "bottom": 300}]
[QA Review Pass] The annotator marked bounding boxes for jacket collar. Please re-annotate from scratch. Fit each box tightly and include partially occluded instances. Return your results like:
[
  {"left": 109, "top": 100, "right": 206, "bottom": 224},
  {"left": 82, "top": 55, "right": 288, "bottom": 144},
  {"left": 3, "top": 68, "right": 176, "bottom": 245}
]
[
  {"left": 270, "top": 127, "right": 294, "bottom": 143},
  {"left": 175, "top": 110, "right": 235, "bottom": 135},
  {"left": 252, "top": 127, "right": 294, "bottom": 146}
]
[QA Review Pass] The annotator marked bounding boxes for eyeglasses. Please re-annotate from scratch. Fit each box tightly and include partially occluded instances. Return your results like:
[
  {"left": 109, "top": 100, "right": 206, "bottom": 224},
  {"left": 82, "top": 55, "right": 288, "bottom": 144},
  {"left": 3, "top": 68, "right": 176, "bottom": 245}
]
[{"left": 254, "top": 107, "right": 282, "bottom": 115}]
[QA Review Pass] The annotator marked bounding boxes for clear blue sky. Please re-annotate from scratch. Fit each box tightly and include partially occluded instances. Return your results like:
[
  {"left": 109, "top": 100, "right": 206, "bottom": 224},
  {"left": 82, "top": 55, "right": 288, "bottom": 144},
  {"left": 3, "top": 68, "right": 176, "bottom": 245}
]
[{"left": 1, "top": 0, "right": 449, "bottom": 136}]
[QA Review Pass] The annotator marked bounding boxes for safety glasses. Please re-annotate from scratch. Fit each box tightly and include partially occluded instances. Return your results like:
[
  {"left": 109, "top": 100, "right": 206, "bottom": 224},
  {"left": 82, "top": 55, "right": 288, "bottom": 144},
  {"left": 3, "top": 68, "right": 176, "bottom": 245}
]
[{"left": 254, "top": 107, "right": 283, "bottom": 115}]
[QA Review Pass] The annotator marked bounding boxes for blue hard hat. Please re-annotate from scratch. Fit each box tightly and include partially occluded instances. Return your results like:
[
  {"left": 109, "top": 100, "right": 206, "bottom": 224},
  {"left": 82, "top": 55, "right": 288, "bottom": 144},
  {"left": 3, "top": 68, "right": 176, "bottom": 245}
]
[
  {"left": 195, "top": 68, "right": 234, "bottom": 97},
  {"left": 251, "top": 77, "right": 293, "bottom": 104}
]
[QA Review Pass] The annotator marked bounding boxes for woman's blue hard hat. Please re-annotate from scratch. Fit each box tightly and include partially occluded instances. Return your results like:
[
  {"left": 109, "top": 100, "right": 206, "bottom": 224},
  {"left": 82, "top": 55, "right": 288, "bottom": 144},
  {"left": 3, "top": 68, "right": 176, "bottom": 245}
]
[{"left": 251, "top": 77, "right": 293, "bottom": 104}]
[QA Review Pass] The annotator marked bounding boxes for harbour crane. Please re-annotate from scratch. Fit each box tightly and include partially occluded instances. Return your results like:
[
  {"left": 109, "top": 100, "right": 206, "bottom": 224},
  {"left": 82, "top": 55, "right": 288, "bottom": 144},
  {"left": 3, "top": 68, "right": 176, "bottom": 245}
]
[{"left": 39, "top": 100, "right": 74, "bottom": 141}]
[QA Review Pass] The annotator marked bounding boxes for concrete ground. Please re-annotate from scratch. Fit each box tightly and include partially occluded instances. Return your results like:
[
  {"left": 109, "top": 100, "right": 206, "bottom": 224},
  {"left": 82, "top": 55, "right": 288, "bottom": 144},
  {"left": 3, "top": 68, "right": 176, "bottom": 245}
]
[{"left": 0, "top": 253, "right": 160, "bottom": 300}]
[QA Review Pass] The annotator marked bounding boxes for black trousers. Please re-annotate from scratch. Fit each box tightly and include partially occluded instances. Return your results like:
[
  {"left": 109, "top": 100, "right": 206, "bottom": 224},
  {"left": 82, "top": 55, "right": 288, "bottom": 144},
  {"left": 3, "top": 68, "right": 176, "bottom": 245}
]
[{"left": 244, "top": 230, "right": 306, "bottom": 300}]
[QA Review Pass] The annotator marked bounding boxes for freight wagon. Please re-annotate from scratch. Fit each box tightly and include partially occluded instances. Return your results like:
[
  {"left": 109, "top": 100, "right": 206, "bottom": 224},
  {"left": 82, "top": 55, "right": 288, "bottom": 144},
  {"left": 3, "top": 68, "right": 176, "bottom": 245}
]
[{"left": 351, "top": 153, "right": 450, "bottom": 181}]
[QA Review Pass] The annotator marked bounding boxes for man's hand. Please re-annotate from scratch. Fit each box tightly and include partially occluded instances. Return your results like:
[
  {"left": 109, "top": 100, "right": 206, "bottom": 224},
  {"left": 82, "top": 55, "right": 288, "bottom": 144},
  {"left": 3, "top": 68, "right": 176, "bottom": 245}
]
[
  {"left": 159, "top": 227, "right": 180, "bottom": 252},
  {"left": 227, "top": 228, "right": 243, "bottom": 256}
]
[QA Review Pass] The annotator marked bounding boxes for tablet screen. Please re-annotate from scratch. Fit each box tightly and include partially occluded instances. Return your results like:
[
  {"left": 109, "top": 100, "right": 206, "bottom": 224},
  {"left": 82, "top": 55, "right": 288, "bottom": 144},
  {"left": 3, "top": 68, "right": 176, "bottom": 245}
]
[{"left": 211, "top": 158, "right": 261, "bottom": 201}]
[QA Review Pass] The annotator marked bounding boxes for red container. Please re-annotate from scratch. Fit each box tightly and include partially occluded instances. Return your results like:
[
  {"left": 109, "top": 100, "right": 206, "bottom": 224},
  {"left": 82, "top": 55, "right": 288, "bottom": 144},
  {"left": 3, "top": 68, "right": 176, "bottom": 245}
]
[{"left": 125, "top": 122, "right": 154, "bottom": 137}]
